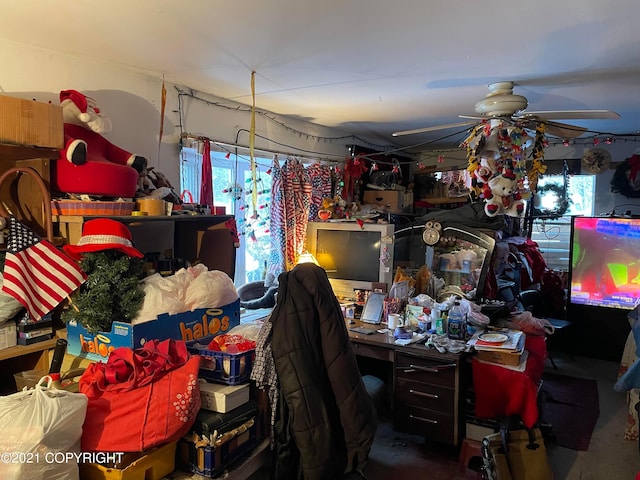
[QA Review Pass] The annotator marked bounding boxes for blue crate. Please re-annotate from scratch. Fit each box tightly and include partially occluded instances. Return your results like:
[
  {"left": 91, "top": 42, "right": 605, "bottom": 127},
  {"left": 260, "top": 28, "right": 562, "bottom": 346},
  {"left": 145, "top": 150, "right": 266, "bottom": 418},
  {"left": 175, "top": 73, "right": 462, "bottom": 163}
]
[
  {"left": 178, "top": 420, "right": 257, "bottom": 477},
  {"left": 188, "top": 344, "right": 255, "bottom": 385}
]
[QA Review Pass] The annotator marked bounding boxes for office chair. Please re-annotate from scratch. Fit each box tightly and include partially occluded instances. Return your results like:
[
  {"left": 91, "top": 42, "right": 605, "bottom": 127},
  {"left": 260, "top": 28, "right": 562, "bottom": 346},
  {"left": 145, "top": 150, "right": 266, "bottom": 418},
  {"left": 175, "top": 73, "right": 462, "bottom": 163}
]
[{"left": 519, "top": 289, "right": 572, "bottom": 370}]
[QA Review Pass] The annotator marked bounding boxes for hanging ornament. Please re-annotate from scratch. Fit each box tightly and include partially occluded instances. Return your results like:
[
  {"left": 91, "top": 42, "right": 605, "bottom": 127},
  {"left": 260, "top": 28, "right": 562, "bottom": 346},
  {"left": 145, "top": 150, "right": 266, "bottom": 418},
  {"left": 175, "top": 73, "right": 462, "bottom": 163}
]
[
  {"left": 222, "top": 182, "right": 243, "bottom": 200},
  {"left": 370, "top": 162, "right": 378, "bottom": 171}
]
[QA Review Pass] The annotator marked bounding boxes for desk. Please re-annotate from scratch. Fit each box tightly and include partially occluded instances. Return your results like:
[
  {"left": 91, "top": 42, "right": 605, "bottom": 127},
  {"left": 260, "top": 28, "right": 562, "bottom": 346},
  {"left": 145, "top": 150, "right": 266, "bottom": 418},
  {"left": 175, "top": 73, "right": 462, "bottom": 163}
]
[{"left": 348, "top": 324, "right": 470, "bottom": 446}]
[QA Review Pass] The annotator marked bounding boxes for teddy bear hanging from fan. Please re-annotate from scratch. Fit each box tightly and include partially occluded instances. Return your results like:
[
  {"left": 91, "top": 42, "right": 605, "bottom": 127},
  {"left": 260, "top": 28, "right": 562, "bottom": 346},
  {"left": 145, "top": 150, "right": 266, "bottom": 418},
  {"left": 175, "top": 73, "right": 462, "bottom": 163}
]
[{"left": 582, "top": 148, "right": 612, "bottom": 174}]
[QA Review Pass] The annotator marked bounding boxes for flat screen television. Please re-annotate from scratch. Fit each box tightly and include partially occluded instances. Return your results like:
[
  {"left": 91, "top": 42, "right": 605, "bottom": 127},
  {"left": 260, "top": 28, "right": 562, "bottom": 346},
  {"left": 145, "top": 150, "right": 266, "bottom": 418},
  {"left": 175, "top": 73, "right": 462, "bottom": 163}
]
[
  {"left": 568, "top": 216, "right": 640, "bottom": 310},
  {"left": 306, "top": 221, "right": 395, "bottom": 299}
]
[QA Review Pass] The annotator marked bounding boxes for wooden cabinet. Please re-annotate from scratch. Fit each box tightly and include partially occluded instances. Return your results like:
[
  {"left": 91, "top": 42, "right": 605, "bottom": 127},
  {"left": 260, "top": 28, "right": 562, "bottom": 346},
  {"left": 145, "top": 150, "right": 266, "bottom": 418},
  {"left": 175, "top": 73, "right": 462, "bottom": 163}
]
[{"left": 393, "top": 350, "right": 469, "bottom": 446}]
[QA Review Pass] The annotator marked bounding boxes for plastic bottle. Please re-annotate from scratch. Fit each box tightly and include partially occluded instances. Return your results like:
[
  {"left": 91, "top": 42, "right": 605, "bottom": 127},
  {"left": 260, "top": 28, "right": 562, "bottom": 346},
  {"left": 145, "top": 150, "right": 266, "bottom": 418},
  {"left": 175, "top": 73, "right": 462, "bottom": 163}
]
[{"left": 447, "top": 298, "right": 465, "bottom": 340}]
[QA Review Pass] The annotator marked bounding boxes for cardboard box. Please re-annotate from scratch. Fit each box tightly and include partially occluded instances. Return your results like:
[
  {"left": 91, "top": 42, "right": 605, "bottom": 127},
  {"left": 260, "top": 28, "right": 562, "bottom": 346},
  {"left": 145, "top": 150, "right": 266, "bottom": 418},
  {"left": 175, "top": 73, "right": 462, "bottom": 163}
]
[
  {"left": 0, "top": 94, "right": 64, "bottom": 148},
  {"left": 476, "top": 348, "right": 524, "bottom": 366},
  {"left": 200, "top": 381, "right": 250, "bottom": 413},
  {"left": 67, "top": 299, "right": 240, "bottom": 362},
  {"left": 79, "top": 440, "right": 176, "bottom": 480},
  {"left": 363, "top": 189, "right": 406, "bottom": 212},
  {"left": 0, "top": 322, "right": 17, "bottom": 350}
]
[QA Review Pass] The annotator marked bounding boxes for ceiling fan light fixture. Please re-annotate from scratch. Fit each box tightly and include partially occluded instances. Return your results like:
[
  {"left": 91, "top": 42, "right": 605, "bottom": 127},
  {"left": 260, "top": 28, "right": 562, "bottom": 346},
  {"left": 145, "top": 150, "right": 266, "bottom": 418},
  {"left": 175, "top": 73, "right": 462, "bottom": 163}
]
[{"left": 474, "top": 93, "right": 528, "bottom": 116}]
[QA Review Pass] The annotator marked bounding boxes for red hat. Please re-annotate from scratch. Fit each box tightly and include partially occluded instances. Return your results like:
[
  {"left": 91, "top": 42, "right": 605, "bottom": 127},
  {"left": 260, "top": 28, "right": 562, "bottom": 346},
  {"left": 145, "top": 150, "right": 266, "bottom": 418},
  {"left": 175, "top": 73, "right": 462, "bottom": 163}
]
[
  {"left": 60, "top": 89, "right": 94, "bottom": 123},
  {"left": 63, "top": 218, "right": 143, "bottom": 260}
]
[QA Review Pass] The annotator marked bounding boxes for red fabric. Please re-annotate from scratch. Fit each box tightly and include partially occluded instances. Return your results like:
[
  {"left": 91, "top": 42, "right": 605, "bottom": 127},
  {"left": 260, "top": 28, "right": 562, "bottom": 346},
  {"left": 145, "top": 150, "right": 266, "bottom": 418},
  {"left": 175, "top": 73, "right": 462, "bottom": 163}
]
[
  {"left": 79, "top": 339, "right": 201, "bottom": 452},
  {"left": 52, "top": 123, "right": 140, "bottom": 197},
  {"left": 514, "top": 240, "right": 547, "bottom": 287},
  {"left": 472, "top": 335, "right": 547, "bottom": 428},
  {"left": 200, "top": 140, "right": 213, "bottom": 207}
]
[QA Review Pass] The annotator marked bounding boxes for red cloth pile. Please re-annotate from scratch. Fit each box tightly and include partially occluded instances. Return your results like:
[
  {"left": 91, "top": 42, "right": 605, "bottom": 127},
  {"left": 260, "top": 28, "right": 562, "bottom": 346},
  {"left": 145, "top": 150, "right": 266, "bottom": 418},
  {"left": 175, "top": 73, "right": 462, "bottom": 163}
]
[{"left": 472, "top": 335, "right": 547, "bottom": 428}]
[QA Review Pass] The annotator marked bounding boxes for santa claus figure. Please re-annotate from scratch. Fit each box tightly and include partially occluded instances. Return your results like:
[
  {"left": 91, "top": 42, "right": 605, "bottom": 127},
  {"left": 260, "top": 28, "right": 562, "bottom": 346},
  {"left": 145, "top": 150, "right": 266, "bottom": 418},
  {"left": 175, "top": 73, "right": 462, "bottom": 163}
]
[{"left": 52, "top": 89, "right": 147, "bottom": 198}]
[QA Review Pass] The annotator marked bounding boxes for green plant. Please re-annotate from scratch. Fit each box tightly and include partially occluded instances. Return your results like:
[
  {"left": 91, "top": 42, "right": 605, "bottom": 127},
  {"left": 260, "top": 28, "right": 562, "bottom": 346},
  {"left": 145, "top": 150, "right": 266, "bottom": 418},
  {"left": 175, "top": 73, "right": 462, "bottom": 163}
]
[{"left": 61, "top": 251, "right": 146, "bottom": 334}]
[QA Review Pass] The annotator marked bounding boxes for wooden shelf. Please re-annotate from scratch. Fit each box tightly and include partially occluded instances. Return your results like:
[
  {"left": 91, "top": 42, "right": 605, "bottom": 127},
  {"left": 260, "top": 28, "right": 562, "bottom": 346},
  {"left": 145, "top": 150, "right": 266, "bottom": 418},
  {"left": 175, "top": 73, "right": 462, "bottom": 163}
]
[{"left": 0, "top": 337, "right": 57, "bottom": 362}]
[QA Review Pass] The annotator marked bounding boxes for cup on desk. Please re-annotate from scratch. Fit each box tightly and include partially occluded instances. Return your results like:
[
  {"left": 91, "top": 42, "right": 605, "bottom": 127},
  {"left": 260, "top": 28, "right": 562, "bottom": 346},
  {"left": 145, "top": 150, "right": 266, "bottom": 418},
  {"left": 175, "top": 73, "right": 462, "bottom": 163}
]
[{"left": 388, "top": 313, "right": 402, "bottom": 330}]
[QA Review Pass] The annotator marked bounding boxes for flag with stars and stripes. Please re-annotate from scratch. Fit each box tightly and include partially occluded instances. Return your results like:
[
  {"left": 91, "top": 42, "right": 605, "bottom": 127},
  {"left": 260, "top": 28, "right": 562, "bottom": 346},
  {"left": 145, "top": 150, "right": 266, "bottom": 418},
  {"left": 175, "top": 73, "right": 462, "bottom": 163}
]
[{"left": 2, "top": 217, "right": 86, "bottom": 321}]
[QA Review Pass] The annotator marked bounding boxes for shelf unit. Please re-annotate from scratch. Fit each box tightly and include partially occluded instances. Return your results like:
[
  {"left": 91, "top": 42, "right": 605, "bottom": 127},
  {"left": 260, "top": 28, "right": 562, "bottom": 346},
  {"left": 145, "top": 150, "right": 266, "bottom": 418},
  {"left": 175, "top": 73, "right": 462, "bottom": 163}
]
[{"left": 53, "top": 213, "right": 237, "bottom": 278}]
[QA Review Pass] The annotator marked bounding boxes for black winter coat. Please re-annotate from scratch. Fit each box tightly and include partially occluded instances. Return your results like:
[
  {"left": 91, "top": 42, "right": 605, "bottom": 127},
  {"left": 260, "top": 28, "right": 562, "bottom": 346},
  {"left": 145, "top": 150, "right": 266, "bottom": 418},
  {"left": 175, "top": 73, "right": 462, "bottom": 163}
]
[{"left": 270, "top": 263, "right": 377, "bottom": 479}]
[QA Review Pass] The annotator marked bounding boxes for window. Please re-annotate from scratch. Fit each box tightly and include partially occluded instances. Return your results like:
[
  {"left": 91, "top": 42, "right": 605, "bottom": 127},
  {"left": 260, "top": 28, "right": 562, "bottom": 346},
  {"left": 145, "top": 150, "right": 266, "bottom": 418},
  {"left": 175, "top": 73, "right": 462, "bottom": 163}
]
[
  {"left": 530, "top": 175, "right": 595, "bottom": 271},
  {"left": 180, "top": 146, "right": 272, "bottom": 286}
]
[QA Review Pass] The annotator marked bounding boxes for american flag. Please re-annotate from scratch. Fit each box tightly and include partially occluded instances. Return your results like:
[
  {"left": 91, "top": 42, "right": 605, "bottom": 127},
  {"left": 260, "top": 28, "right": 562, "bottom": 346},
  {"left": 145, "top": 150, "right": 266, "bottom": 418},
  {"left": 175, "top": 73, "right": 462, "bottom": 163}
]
[{"left": 2, "top": 217, "right": 86, "bottom": 321}]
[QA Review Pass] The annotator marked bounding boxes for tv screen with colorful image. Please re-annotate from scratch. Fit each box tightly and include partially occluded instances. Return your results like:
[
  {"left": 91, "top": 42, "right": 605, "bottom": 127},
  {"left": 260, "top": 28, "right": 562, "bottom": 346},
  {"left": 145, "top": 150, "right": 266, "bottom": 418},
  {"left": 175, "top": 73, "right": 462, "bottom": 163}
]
[{"left": 569, "top": 216, "right": 640, "bottom": 310}]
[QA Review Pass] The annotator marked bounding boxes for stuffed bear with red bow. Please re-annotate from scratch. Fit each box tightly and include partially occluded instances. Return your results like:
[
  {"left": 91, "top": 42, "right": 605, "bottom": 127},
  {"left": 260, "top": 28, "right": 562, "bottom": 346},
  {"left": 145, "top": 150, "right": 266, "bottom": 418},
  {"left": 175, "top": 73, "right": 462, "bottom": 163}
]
[
  {"left": 483, "top": 170, "right": 525, "bottom": 217},
  {"left": 51, "top": 89, "right": 147, "bottom": 198}
]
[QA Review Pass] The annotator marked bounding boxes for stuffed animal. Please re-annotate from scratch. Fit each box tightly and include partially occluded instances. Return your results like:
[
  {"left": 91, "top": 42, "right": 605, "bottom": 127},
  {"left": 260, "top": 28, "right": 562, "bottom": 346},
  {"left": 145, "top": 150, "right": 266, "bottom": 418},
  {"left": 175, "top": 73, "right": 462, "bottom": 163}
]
[
  {"left": 484, "top": 171, "right": 525, "bottom": 217},
  {"left": 51, "top": 89, "right": 147, "bottom": 198}
]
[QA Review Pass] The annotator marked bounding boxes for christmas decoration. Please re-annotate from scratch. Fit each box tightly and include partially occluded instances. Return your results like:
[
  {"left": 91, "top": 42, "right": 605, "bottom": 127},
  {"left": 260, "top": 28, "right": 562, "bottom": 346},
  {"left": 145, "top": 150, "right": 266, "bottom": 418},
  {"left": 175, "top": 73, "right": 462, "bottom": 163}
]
[
  {"left": 611, "top": 153, "right": 640, "bottom": 198},
  {"left": 60, "top": 250, "right": 145, "bottom": 334},
  {"left": 53, "top": 89, "right": 147, "bottom": 198},
  {"left": 533, "top": 183, "right": 570, "bottom": 218}
]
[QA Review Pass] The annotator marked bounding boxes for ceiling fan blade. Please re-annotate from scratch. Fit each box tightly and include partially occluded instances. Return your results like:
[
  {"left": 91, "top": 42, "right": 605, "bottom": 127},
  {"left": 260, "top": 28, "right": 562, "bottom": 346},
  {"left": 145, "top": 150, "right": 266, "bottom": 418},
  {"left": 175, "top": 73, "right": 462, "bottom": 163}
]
[
  {"left": 541, "top": 120, "right": 588, "bottom": 139},
  {"left": 518, "top": 110, "right": 620, "bottom": 120},
  {"left": 392, "top": 121, "right": 476, "bottom": 137}
]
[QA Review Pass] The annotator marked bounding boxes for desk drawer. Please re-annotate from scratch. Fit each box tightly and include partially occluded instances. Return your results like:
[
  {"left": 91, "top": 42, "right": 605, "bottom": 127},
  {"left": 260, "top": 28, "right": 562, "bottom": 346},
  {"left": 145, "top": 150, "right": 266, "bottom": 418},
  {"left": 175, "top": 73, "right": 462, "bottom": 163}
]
[
  {"left": 395, "top": 354, "right": 456, "bottom": 388},
  {"left": 352, "top": 342, "right": 394, "bottom": 362},
  {"left": 395, "top": 377, "right": 454, "bottom": 411},
  {"left": 394, "top": 404, "right": 454, "bottom": 444}
]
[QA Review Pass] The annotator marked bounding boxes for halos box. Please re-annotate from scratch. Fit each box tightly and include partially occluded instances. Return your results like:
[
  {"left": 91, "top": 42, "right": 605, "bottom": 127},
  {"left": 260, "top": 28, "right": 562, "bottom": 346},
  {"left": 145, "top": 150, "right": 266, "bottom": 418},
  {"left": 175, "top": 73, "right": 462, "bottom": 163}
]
[{"left": 66, "top": 299, "right": 240, "bottom": 362}]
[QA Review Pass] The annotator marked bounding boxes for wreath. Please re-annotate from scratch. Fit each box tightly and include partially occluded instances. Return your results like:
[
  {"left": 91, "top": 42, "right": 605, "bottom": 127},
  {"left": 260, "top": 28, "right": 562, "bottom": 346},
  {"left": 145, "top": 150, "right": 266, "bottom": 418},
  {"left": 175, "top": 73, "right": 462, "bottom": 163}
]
[
  {"left": 610, "top": 154, "right": 640, "bottom": 198},
  {"left": 533, "top": 183, "right": 570, "bottom": 218}
]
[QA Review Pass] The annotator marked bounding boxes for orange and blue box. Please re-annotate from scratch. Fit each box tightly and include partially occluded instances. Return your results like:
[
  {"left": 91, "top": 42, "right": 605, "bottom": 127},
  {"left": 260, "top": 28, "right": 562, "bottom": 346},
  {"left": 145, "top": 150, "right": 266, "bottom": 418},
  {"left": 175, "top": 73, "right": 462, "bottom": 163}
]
[{"left": 66, "top": 299, "right": 240, "bottom": 362}]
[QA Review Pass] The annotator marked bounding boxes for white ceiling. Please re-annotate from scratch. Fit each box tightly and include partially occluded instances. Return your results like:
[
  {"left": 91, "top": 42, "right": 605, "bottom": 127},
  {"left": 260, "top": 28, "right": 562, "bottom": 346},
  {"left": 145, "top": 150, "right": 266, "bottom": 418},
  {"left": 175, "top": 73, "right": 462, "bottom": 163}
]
[{"left": 2, "top": 0, "right": 640, "bottom": 152}]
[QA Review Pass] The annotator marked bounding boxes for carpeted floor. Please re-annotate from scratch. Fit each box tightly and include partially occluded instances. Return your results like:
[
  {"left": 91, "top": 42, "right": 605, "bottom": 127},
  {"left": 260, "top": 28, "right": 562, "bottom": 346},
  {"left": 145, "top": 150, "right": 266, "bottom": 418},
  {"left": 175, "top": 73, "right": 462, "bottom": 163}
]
[
  {"left": 539, "top": 372, "right": 600, "bottom": 451},
  {"left": 235, "top": 352, "right": 638, "bottom": 480}
]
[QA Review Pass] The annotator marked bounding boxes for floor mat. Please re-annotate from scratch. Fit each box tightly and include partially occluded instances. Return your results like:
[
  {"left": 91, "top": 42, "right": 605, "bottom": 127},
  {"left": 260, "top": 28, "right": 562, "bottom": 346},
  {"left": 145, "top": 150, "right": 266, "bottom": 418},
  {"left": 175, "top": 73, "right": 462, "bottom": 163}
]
[{"left": 539, "top": 372, "right": 600, "bottom": 451}]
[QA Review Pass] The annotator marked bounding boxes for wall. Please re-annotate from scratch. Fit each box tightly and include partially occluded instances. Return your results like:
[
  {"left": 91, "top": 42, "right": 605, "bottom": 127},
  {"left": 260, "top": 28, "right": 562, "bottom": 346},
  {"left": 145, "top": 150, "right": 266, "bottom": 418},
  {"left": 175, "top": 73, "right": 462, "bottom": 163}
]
[
  {"left": 3, "top": 38, "right": 639, "bottom": 212},
  {"left": 0, "top": 38, "right": 372, "bottom": 189}
]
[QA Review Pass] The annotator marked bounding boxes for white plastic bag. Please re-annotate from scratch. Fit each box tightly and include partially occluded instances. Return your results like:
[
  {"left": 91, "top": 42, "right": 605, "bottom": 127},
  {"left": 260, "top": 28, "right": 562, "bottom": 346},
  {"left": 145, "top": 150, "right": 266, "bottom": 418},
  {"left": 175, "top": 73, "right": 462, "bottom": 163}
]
[{"left": 0, "top": 376, "right": 88, "bottom": 480}]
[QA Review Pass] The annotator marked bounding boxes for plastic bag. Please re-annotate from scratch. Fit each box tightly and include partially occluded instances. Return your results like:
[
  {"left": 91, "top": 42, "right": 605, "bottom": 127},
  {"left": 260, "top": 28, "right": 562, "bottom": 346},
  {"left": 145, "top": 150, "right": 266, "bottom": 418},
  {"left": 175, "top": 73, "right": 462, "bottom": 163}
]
[
  {"left": 507, "top": 311, "right": 555, "bottom": 337},
  {"left": 0, "top": 376, "right": 88, "bottom": 480},
  {"left": 183, "top": 269, "right": 238, "bottom": 311}
]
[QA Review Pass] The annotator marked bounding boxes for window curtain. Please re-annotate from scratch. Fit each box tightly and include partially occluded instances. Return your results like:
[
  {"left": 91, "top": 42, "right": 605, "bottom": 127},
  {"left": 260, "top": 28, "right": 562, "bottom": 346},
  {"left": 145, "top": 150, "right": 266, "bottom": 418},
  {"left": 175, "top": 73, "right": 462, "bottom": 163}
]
[
  {"left": 200, "top": 139, "right": 214, "bottom": 208},
  {"left": 266, "top": 156, "right": 312, "bottom": 285}
]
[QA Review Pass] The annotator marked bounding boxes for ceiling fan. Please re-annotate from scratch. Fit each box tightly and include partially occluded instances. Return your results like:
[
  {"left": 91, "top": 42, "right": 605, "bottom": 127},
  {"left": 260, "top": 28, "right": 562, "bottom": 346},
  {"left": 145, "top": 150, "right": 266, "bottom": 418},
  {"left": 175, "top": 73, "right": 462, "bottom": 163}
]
[{"left": 392, "top": 81, "right": 620, "bottom": 139}]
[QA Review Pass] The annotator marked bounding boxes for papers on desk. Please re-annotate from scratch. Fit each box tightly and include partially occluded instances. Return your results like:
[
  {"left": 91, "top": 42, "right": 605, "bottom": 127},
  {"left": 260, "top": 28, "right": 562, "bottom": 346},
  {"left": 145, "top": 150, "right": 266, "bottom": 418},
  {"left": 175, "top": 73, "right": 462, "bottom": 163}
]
[{"left": 394, "top": 332, "right": 428, "bottom": 346}]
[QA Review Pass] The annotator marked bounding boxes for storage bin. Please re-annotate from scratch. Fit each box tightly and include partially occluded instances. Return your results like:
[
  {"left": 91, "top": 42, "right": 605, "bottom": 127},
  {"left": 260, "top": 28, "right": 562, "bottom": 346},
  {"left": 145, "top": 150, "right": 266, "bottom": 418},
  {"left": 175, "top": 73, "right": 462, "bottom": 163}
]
[
  {"left": 51, "top": 200, "right": 135, "bottom": 216},
  {"left": 78, "top": 441, "right": 176, "bottom": 480},
  {"left": 188, "top": 344, "right": 255, "bottom": 385},
  {"left": 177, "top": 419, "right": 257, "bottom": 478}
]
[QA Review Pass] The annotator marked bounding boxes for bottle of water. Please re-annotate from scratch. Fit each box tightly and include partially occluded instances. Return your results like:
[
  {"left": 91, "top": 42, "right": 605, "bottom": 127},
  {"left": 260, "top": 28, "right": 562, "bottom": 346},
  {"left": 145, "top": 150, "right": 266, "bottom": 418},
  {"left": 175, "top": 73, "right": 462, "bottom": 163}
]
[{"left": 447, "top": 298, "right": 465, "bottom": 340}]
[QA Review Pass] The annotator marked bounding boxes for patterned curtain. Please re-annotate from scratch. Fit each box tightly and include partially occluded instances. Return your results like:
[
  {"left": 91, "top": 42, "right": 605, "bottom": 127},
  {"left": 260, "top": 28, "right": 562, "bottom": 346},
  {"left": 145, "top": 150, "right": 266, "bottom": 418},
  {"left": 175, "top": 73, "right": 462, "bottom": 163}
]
[{"left": 267, "top": 156, "right": 312, "bottom": 284}]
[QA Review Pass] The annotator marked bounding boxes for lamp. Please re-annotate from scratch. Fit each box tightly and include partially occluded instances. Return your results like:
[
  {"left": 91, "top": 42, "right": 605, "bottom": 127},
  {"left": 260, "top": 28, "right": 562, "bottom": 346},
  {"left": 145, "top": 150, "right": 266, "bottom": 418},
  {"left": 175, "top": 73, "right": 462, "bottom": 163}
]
[{"left": 297, "top": 251, "right": 319, "bottom": 265}]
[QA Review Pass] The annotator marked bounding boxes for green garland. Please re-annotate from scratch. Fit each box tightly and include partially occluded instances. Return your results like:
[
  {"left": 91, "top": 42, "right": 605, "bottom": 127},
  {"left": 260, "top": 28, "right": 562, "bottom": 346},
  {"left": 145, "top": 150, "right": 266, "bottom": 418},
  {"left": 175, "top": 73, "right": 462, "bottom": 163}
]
[{"left": 533, "top": 183, "right": 570, "bottom": 219}]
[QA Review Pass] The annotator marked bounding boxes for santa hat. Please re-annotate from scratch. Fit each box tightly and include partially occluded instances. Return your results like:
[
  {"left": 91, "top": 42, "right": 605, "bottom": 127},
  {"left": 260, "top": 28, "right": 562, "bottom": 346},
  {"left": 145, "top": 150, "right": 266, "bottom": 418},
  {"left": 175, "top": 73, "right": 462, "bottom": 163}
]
[
  {"left": 502, "top": 169, "right": 516, "bottom": 180},
  {"left": 60, "top": 89, "right": 92, "bottom": 123},
  {"left": 63, "top": 218, "right": 143, "bottom": 260}
]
